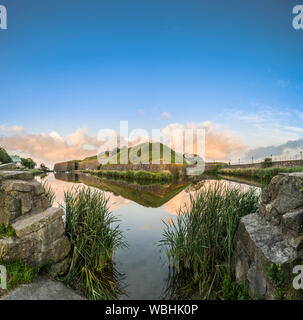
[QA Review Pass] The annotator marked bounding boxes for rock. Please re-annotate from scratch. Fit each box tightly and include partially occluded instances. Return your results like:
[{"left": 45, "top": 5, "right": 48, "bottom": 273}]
[
  {"left": 1, "top": 276, "right": 86, "bottom": 300},
  {"left": 19, "top": 192, "right": 32, "bottom": 214},
  {"left": 0, "top": 163, "right": 16, "bottom": 171},
  {"left": 282, "top": 208, "right": 303, "bottom": 238},
  {"left": 0, "top": 170, "right": 71, "bottom": 277},
  {"left": 0, "top": 223, "right": 70, "bottom": 268},
  {"left": 234, "top": 172, "right": 303, "bottom": 299},
  {"left": 259, "top": 173, "right": 303, "bottom": 225},
  {"left": 12, "top": 207, "right": 64, "bottom": 238},
  {"left": 0, "top": 171, "right": 33, "bottom": 181},
  {"left": 49, "top": 256, "right": 71, "bottom": 277},
  {"left": 0, "top": 178, "right": 51, "bottom": 226},
  {"left": 3, "top": 180, "right": 43, "bottom": 193}
]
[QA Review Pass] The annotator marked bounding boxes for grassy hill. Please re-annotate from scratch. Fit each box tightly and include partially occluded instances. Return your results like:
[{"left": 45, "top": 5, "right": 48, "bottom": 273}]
[{"left": 95, "top": 142, "right": 188, "bottom": 165}]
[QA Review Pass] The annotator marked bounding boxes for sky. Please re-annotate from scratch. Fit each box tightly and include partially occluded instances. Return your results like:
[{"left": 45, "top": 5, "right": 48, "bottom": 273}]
[{"left": 0, "top": 0, "right": 303, "bottom": 167}]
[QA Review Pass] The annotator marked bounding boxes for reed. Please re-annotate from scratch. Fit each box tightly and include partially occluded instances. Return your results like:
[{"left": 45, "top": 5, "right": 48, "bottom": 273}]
[
  {"left": 41, "top": 180, "right": 55, "bottom": 205},
  {"left": 62, "top": 187, "right": 127, "bottom": 300},
  {"left": 160, "top": 182, "right": 259, "bottom": 299}
]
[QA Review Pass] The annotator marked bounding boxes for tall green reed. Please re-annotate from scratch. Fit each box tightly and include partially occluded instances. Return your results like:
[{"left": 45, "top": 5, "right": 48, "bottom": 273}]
[
  {"left": 160, "top": 182, "right": 260, "bottom": 299},
  {"left": 62, "top": 187, "right": 127, "bottom": 300},
  {"left": 41, "top": 180, "right": 55, "bottom": 205}
]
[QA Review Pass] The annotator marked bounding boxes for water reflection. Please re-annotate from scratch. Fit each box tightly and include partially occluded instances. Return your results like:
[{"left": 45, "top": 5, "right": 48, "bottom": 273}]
[
  {"left": 36, "top": 172, "right": 260, "bottom": 300},
  {"left": 54, "top": 172, "right": 191, "bottom": 209}
]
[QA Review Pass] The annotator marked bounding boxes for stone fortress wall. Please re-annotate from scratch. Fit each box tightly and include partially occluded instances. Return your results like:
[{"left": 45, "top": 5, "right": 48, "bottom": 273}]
[
  {"left": 235, "top": 172, "right": 303, "bottom": 299},
  {"left": 0, "top": 163, "right": 70, "bottom": 277}
]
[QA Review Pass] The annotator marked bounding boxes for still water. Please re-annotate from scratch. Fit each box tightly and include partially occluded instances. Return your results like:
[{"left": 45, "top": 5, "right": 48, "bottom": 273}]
[{"left": 36, "top": 172, "right": 259, "bottom": 300}]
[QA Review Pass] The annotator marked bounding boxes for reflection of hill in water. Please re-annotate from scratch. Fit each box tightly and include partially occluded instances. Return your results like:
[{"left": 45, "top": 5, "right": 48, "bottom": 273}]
[{"left": 54, "top": 172, "right": 190, "bottom": 207}]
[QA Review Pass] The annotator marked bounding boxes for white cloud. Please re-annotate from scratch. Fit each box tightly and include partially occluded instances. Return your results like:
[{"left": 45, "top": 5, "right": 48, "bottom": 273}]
[{"left": 0, "top": 125, "right": 25, "bottom": 135}]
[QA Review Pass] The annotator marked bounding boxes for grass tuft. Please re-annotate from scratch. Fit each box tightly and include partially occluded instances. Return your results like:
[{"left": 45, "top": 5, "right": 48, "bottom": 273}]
[
  {"left": 41, "top": 180, "right": 55, "bottom": 205},
  {"left": 0, "top": 260, "right": 40, "bottom": 295},
  {"left": 0, "top": 223, "right": 16, "bottom": 239},
  {"left": 62, "top": 187, "right": 127, "bottom": 300},
  {"left": 160, "top": 182, "right": 260, "bottom": 299}
]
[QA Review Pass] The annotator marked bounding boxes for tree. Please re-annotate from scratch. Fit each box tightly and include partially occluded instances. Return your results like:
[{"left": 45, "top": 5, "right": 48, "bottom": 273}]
[
  {"left": 0, "top": 146, "right": 12, "bottom": 164},
  {"left": 21, "top": 158, "right": 36, "bottom": 169},
  {"left": 39, "top": 163, "right": 49, "bottom": 172}
]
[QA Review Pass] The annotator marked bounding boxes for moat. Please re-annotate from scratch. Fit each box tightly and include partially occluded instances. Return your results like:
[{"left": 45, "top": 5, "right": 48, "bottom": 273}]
[{"left": 36, "top": 172, "right": 260, "bottom": 300}]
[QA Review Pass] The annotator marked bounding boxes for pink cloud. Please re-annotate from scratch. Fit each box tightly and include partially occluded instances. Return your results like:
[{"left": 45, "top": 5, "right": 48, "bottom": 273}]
[{"left": 0, "top": 121, "right": 247, "bottom": 168}]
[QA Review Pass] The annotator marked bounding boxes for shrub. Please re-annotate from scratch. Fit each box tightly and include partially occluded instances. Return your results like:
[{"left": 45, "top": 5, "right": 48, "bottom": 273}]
[{"left": 21, "top": 158, "right": 36, "bottom": 169}]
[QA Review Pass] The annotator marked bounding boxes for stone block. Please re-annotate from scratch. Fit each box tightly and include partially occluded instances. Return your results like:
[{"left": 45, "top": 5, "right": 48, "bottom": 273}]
[
  {"left": 0, "top": 163, "right": 16, "bottom": 171},
  {"left": 12, "top": 207, "right": 64, "bottom": 238},
  {"left": 0, "top": 171, "right": 33, "bottom": 181},
  {"left": 49, "top": 256, "right": 71, "bottom": 277}
]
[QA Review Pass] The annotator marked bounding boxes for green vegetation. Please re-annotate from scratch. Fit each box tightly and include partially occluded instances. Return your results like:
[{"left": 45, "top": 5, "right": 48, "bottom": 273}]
[
  {"left": 39, "top": 163, "right": 50, "bottom": 172},
  {"left": 1, "top": 260, "right": 40, "bottom": 293},
  {"left": 160, "top": 182, "right": 260, "bottom": 299},
  {"left": 0, "top": 223, "right": 16, "bottom": 239},
  {"left": 97, "top": 169, "right": 173, "bottom": 183},
  {"left": 219, "top": 167, "right": 303, "bottom": 184},
  {"left": 261, "top": 158, "right": 273, "bottom": 168},
  {"left": 21, "top": 157, "right": 37, "bottom": 169},
  {"left": 204, "top": 164, "right": 222, "bottom": 175},
  {"left": 89, "top": 142, "right": 189, "bottom": 165},
  {"left": 0, "top": 146, "right": 12, "bottom": 164},
  {"left": 41, "top": 180, "right": 55, "bottom": 205},
  {"left": 265, "top": 263, "right": 286, "bottom": 300},
  {"left": 220, "top": 274, "right": 251, "bottom": 300},
  {"left": 62, "top": 188, "right": 127, "bottom": 300}
]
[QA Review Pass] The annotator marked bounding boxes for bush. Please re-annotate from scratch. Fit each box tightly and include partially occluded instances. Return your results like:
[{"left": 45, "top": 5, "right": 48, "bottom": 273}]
[
  {"left": 21, "top": 158, "right": 36, "bottom": 169},
  {"left": 125, "top": 170, "right": 134, "bottom": 180},
  {"left": 39, "top": 163, "right": 49, "bottom": 172}
]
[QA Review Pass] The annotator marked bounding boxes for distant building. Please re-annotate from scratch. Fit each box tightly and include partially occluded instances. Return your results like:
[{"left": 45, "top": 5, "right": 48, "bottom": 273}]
[{"left": 10, "top": 155, "right": 22, "bottom": 168}]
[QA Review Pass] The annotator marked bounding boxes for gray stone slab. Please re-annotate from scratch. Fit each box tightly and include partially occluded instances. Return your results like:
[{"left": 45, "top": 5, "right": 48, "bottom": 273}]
[
  {"left": 1, "top": 276, "right": 86, "bottom": 300},
  {"left": 0, "top": 171, "right": 33, "bottom": 181},
  {"left": 12, "top": 207, "right": 64, "bottom": 237},
  {"left": 0, "top": 163, "right": 16, "bottom": 171}
]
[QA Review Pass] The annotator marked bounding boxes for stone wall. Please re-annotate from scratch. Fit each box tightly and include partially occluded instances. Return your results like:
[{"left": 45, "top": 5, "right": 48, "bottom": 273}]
[
  {"left": 235, "top": 172, "right": 303, "bottom": 299},
  {"left": 53, "top": 161, "right": 78, "bottom": 172},
  {"left": 98, "top": 163, "right": 188, "bottom": 177},
  {"left": 0, "top": 163, "right": 70, "bottom": 277},
  {"left": 54, "top": 160, "right": 191, "bottom": 178},
  {"left": 227, "top": 159, "right": 303, "bottom": 170}
]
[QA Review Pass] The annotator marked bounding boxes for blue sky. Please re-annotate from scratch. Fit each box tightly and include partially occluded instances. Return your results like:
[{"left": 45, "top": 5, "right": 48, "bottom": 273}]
[{"left": 0, "top": 0, "right": 302, "bottom": 165}]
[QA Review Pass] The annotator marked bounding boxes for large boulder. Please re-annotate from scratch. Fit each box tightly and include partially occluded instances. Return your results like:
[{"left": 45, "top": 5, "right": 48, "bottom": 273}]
[
  {"left": 0, "top": 176, "right": 50, "bottom": 226},
  {"left": 0, "top": 170, "right": 71, "bottom": 277},
  {"left": 234, "top": 173, "right": 303, "bottom": 299}
]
